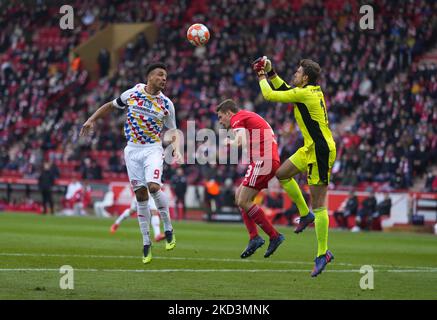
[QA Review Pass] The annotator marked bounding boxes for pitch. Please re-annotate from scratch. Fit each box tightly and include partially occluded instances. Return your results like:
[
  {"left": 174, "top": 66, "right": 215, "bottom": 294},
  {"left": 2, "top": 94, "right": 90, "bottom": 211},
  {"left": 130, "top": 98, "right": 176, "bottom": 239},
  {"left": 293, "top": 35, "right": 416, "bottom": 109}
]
[{"left": 0, "top": 213, "right": 436, "bottom": 300}]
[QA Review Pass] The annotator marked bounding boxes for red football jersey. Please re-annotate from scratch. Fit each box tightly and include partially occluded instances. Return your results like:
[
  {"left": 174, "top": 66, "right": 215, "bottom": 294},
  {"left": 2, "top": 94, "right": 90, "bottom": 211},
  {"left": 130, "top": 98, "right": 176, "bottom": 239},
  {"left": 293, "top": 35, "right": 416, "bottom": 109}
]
[{"left": 230, "top": 110, "right": 280, "bottom": 162}]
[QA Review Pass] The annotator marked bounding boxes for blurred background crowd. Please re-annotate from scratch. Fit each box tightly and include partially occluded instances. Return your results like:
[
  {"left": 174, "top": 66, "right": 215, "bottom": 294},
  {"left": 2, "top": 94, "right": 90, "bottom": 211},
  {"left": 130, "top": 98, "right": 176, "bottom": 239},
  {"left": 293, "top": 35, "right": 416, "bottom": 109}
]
[{"left": 1, "top": 0, "right": 436, "bottom": 214}]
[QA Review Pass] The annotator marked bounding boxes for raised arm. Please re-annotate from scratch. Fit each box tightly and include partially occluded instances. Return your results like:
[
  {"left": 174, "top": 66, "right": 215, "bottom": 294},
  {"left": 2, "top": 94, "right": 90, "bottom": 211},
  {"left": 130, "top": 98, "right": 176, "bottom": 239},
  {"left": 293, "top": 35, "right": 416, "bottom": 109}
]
[
  {"left": 80, "top": 85, "right": 135, "bottom": 137},
  {"left": 80, "top": 101, "right": 115, "bottom": 137},
  {"left": 258, "top": 79, "right": 302, "bottom": 103},
  {"left": 252, "top": 57, "right": 302, "bottom": 103}
]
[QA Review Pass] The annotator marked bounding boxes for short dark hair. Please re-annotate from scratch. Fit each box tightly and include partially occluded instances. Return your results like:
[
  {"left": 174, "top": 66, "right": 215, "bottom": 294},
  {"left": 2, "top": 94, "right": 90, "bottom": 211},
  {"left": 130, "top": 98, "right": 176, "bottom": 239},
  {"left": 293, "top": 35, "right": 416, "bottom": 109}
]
[
  {"left": 216, "top": 99, "right": 239, "bottom": 113},
  {"left": 299, "top": 59, "right": 321, "bottom": 85},
  {"left": 145, "top": 62, "right": 167, "bottom": 77}
]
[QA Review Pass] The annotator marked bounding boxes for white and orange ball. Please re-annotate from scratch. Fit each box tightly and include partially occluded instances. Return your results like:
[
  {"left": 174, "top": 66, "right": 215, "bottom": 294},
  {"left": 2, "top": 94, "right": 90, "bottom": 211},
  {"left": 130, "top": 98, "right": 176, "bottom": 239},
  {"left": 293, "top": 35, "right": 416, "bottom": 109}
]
[{"left": 187, "top": 23, "right": 210, "bottom": 47}]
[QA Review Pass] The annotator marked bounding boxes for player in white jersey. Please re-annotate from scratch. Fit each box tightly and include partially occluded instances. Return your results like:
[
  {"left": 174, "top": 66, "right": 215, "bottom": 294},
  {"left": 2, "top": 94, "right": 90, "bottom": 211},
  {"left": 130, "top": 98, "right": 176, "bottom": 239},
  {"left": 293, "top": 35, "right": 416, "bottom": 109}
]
[
  {"left": 110, "top": 196, "right": 165, "bottom": 242},
  {"left": 80, "top": 62, "right": 181, "bottom": 264}
]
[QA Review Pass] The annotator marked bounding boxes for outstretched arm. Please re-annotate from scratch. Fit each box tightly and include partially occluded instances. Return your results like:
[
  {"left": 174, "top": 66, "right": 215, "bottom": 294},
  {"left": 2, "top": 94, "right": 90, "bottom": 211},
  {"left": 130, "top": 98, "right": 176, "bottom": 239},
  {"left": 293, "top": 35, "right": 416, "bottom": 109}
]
[
  {"left": 252, "top": 57, "right": 301, "bottom": 103},
  {"left": 80, "top": 102, "right": 114, "bottom": 136},
  {"left": 258, "top": 78, "right": 302, "bottom": 103}
]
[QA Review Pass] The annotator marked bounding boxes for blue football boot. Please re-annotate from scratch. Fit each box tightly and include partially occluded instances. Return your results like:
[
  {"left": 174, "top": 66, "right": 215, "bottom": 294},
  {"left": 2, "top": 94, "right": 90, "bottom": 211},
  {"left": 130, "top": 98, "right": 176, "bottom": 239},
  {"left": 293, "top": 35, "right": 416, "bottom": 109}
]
[
  {"left": 240, "top": 236, "right": 265, "bottom": 259},
  {"left": 294, "top": 211, "right": 315, "bottom": 234},
  {"left": 311, "top": 250, "right": 334, "bottom": 277}
]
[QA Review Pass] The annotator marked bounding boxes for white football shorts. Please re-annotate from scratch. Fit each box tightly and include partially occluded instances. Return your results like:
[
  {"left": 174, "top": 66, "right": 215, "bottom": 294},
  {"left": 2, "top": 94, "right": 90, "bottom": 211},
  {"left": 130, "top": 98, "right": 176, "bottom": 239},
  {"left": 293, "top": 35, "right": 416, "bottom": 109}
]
[{"left": 124, "top": 144, "right": 164, "bottom": 191}]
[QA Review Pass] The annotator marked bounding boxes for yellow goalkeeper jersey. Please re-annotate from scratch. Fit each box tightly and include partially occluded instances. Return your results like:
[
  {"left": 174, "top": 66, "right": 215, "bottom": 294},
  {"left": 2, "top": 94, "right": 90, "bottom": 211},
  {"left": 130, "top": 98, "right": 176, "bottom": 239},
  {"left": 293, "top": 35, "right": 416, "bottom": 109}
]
[{"left": 259, "top": 76, "right": 336, "bottom": 153}]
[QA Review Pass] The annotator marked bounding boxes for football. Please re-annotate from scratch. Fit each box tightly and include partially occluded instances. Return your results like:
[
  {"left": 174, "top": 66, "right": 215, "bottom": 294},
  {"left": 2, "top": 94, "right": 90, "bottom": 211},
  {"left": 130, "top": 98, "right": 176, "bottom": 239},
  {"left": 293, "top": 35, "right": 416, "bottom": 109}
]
[{"left": 187, "top": 23, "right": 210, "bottom": 47}]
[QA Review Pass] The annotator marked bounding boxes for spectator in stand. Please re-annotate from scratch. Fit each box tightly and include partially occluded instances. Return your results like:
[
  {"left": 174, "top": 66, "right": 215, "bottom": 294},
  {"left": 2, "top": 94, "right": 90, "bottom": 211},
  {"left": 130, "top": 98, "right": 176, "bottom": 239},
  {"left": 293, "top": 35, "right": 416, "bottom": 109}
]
[
  {"left": 49, "top": 161, "right": 60, "bottom": 180},
  {"left": 108, "top": 151, "right": 122, "bottom": 173},
  {"left": 70, "top": 52, "right": 82, "bottom": 72},
  {"left": 97, "top": 48, "right": 110, "bottom": 78},
  {"left": 219, "top": 178, "right": 237, "bottom": 208},
  {"left": 374, "top": 192, "right": 392, "bottom": 220},
  {"left": 81, "top": 8, "right": 96, "bottom": 26},
  {"left": 170, "top": 167, "right": 188, "bottom": 220},
  {"left": 352, "top": 190, "right": 377, "bottom": 232},
  {"left": 37, "top": 161, "right": 56, "bottom": 214},
  {"left": 204, "top": 177, "right": 220, "bottom": 221},
  {"left": 424, "top": 172, "right": 437, "bottom": 192},
  {"left": 134, "top": 32, "right": 149, "bottom": 53},
  {"left": 80, "top": 157, "right": 93, "bottom": 180},
  {"left": 0, "top": 146, "right": 8, "bottom": 169},
  {"left": 90, "top": 159, "right": 103, "bottom": 180},
  {"left": 362, "top": 192, "right": 393, "bottom": 231},
  {"left": 1, "top": 59, "right": 15, "bottom": 82},
  {"left": 79, "top": 157, "right": 102, "bottom": 180},
  {"left": 333, "top": 190, "right": 358, "bottom": 229}
]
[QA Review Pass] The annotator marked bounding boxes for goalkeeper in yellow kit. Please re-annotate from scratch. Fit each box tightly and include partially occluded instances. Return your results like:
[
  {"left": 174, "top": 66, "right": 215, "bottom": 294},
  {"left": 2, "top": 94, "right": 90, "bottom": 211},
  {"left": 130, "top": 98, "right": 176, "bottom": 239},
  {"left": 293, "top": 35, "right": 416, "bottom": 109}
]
[{"left": 252, "top": 57, "right": 336, "bottom": 277}]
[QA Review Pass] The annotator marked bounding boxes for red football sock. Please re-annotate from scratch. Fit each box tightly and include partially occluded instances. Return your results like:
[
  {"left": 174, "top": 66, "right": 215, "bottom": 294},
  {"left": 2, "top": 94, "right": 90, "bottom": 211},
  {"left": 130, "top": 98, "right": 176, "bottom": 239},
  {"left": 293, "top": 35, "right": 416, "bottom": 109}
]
[
  {"left": 247, "top": 204, "right": 279, "bottom": 240},
  {"left": 240, "top": 208, "right": 258, "bottom": 239}
]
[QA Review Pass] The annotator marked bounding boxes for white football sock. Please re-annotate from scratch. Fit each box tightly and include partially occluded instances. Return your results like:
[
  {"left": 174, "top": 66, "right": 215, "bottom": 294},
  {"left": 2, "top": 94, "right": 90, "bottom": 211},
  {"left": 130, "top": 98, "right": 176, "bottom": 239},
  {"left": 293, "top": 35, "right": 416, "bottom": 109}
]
[
  {"left": 136, "top": 201, "right": 151, "bottom": 246},
  {"left": 150, "top": 190, "right": 173, "bottom": 232}
]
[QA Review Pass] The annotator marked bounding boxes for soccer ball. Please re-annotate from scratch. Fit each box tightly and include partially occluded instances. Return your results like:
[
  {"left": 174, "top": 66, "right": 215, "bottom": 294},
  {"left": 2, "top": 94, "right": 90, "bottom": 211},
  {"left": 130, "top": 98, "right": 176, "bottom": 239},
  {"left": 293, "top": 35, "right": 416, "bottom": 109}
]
[{"left": 187, "top": 23, "right": 210, "bottom": 47}]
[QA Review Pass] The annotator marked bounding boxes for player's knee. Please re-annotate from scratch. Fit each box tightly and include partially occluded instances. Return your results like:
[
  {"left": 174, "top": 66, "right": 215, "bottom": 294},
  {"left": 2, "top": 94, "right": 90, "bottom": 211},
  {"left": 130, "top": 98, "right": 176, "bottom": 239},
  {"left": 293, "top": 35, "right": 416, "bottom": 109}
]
[
  {"left": 275, "top": 167, "right": 289, "bottom": 180},
  {"left": 147, "top": 183, "right": 161, "bottom": 194},
  {"left": 277, "top": 161, "right": 301, "bottom": 180},
  {"left": 315, "top": 193, "right": 328, "bottom": 208},
  {"left": 235, "top": 198, "right": 250, "bottom": 211},
  {"left": 312, "top": 200, "right": 321, "bottom": 209},
  {"left": 312, "top": 199, "right": 325, "bottom": 209},
  {"left": 235, "top": 198, "right": 241, "bottom": 208},
  {"left": 135, "top": 187, "right": 149, "bottom": 202},
  {"left": 234, "top": 194, "right": 240, "bottom": 206}
]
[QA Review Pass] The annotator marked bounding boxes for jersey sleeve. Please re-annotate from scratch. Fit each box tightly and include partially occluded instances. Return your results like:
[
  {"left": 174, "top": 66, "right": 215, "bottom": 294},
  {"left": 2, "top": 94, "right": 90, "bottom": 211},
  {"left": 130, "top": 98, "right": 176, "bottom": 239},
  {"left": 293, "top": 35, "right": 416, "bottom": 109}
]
[
  {"left": 164, "top": 99, "right": 177, "bottom": 129},
  {"left": 259, "top": 78, "right": 304, "bottom": 103},
  {"left": 112, "top": 85, "right": 137, "bottom": 109},
  {"left": 270, "top": 75, "right": 292, "bottom": 90}
]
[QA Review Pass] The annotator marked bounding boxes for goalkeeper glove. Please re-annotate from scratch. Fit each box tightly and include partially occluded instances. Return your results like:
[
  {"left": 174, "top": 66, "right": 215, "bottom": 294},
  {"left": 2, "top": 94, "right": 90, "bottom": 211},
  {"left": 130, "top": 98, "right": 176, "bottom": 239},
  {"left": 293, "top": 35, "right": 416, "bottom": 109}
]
[
  {"left": 252, "top": 56, "right": 276, "bottom": 78},
  {"left": 264, "top": 58, "right": 272, "bottom": 73},
  {"left": 264, "top": 58, "right": 277, "bottom": 78},
  {"left": 252, "top": 56, "right": 267, "bottom": 77}
]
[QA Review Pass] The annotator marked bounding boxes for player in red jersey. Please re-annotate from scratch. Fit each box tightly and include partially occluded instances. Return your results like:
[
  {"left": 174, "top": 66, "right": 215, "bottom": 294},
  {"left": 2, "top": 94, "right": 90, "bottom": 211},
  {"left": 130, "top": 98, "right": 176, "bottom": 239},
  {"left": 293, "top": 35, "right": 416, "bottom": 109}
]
[{"left": 216, "top": 99, "right": 285, "bottom": 259}]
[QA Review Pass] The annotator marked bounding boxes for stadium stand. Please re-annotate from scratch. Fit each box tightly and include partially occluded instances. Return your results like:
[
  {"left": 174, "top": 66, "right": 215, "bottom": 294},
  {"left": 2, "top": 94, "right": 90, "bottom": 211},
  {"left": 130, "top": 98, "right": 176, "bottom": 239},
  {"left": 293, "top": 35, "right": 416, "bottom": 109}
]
[{"left": 0, "top": 0, "right": 436, "bottom": 218}]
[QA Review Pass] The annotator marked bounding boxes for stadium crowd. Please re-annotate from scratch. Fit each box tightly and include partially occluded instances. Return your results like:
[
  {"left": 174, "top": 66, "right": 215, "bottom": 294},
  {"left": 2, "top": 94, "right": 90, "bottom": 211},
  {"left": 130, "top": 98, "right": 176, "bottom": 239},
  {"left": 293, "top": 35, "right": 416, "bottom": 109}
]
[
  {"left": 334, "top": 62, "right": 437, "bottom": 189},
  {"left": 1, "top": 0, "right": 436, "bottom": 206}
]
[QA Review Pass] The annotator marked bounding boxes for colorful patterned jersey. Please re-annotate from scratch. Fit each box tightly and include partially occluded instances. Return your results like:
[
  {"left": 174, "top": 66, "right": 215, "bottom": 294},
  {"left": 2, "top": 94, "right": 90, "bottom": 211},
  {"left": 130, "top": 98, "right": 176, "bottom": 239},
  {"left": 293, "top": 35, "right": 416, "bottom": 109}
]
[{"left": 112, "top": 83, "right": 176, "bottom": 146}]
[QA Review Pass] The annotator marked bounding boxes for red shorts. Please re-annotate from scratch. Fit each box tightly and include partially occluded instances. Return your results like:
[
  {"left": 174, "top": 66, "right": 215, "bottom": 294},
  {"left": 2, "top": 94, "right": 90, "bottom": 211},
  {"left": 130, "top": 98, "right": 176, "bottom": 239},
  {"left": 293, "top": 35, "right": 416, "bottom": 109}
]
[{"left": 242, "top": 160, "right": 280, "bottom": 190}]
